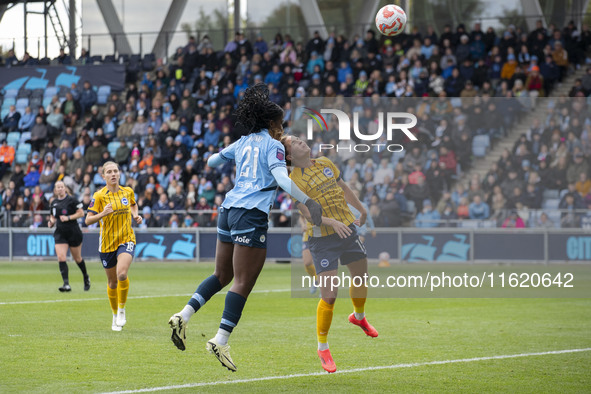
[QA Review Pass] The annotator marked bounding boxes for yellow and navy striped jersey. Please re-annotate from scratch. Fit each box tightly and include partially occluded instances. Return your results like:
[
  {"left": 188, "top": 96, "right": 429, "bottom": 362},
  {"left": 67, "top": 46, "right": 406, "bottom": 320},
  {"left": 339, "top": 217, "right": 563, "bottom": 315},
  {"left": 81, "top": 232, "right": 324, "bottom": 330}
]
[
  {"left": 88, "top": 186, "right": 137, "bottom": 253},
  {"left": 290, "top": 156, "right": 356, "bottom": 238}
]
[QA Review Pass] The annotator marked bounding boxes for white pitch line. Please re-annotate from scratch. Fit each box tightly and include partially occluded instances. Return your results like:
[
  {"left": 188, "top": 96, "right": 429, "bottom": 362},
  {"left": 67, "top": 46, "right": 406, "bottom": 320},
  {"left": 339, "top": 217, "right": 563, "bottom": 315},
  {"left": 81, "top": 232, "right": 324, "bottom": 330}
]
[
  {"left": 100, "top": 348, "right": 591, "bottom": 394},
  {"left": 0, "top": 288, "right": 291, "bottom": 306}
]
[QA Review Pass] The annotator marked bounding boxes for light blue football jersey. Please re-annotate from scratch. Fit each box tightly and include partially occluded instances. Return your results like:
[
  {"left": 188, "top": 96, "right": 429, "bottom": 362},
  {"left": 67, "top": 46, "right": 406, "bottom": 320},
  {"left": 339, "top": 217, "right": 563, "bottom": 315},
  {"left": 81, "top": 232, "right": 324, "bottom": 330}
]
[{"left": 219, "top": 129, "right": 286, "bottom": 214}]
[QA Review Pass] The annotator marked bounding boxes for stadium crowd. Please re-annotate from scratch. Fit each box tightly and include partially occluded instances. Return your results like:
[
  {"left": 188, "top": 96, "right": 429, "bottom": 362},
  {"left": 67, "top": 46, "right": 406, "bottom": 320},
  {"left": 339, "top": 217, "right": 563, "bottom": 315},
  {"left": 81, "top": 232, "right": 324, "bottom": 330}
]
[{"left": 1, "top": 20, "right": 591, "bottom": 229}]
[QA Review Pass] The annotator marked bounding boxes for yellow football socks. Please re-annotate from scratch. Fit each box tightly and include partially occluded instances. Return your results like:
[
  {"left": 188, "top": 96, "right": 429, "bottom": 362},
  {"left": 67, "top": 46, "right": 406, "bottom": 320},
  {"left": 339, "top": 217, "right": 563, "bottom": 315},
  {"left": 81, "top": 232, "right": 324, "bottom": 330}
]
[
  {"left": 117, "top": 278, "right": 129, "bottom": 309},
  {"left": 305, "top": 264, "right": 318, "bottom": 282},
  {"left": 107, "top": 286, "right": 118, "bottom": 315},
  {"left": 350, "top": 284, "right": 367, "bottom": 314},
  {"left": 317, "top": 299, "right": 335, "bottom": 343}
]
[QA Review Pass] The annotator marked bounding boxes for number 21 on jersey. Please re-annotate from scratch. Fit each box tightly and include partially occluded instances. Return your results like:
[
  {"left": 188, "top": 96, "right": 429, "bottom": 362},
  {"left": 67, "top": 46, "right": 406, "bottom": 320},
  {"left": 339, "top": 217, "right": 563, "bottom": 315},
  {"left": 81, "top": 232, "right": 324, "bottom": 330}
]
[{"left": 240, "top": 146, "right": 259, "bottom": 178}]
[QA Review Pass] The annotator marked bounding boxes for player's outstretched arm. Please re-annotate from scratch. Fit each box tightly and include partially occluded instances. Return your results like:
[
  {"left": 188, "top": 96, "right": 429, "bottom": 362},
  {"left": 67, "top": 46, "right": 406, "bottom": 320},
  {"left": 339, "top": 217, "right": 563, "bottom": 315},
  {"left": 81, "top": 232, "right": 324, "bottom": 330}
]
[
  {"left": 207, "top": 153, "right": 224, "bottom": 168},
  {"left": 270, "top": 166, "right": 323, "bottom": 225}
]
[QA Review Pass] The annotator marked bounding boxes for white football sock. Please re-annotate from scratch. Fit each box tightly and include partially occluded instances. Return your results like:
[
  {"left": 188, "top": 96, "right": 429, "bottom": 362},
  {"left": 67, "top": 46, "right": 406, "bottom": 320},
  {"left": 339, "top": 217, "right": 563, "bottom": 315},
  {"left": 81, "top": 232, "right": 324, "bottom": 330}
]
[
  {"left": 180, "top": 305, "right": 196, "bottom": 323},
  {"left": 214, "top": 328, "right": 231, "bottom": 346},
  {"left": 354, "top": 312, "right": 365, "bottom": 320},
  {"left": 318, "top": 342, "right": 329, "bottom": 351}
]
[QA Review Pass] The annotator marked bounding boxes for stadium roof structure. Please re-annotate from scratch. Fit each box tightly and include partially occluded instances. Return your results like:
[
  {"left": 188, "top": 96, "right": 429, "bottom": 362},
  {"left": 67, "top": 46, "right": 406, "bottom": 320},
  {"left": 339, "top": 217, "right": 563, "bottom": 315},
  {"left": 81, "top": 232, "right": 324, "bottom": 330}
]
[{"left": 0, "top": 0, "right": 74, "bottom": 57}]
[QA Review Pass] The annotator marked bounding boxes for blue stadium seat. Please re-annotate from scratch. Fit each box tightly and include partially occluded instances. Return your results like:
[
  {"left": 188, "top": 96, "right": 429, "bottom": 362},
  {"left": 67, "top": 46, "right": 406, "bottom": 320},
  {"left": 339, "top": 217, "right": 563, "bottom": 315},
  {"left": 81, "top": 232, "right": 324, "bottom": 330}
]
[
  {"left": 2, "top": 97, "right": 16, "bottom": 107},
  {"left": 103, "top": 55, "right": 116, "bottom": 63},
  {"left": 0, "top": 107, "right": 9, "bottom": 119},
  {"left": 18, "top": 131, "right": 31, "bottom": 144},
  {"left": 90, "top": 55, "right": 103, "bottom": 64},
  {"left": 44, "top": 86, "right": 58, "bottom": 98},
  {"left": 17, "top": 142, "right": 31, "bottom": 154},
  {"left": 15, "top": 98, "right": 29, "bottom": 113},
  {"left": 4, "top": 89, "right": 18, "bottom": 99},
  {"left": 450, "top": 97, "right": 462, "bottom": 107},
  {"left": 548, "top": 211, "right": 561, "bottom": 227},
  {"left": 97, "top": 85, "right": 111, "bottom": 105},
  {"left": 473, "top": 135, "right": 490, "bottom": 149},
  {"left": 107, "top": 141, "right": 119, "bottom": 157},
  {"left": 6, "top": 131, "right": 20, "bottom": 147},
  {"left": 15, "top": 150, "right": 29, "bottom": 164},
  {"left": 542, "top": 189, "right": 559, "bottom": 200},
  {"left": 472, "top": 145, "right": 487, "bottom": 157},
  {"left": 42, "top": 97, "right": 52, "bottom": 109},
  {"left": 543, "top": 198, "right": 560, "bottom": 210},
  {"left": 0, "top": 132, "right": 6, "bottom": 141}
]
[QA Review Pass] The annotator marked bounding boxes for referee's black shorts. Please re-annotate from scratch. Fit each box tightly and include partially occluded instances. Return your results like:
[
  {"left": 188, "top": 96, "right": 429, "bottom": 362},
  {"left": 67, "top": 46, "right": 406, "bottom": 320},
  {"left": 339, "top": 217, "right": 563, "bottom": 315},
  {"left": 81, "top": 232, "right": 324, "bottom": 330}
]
[{"left": 54, "top": 227, "right": 83, "bottom": 247}]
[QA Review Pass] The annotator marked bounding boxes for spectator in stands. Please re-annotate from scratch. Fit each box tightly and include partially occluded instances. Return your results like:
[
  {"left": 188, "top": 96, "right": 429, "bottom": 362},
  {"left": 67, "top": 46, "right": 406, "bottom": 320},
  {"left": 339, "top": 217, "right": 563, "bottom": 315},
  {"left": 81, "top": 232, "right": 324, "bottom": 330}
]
[
  {"left": 85, "top": 138, "right": 106, "bottom": 167},
  {"left": 525, "top": 66, "right": 544, "bottom": 97},
  {"left": 502, "top": 210, "right": 525, "bottom": 228},
  {"left": 55, "top": 47, "right": 70, "bottom": 64},
  {"left": 0, "top": 139, "right": 15, "bottom": 179},
  {"left": 522, "top": 183, "right": 542, "bottom": 209},
  {"left": 138, "top": 206, "right": 157, "bottom": 228},
  {"left": 468, "top": 195, "right": 490, "bottom": 219},
  {"left": 2, "top": 105, "right": 20, "bottom": 132},
  {"left": 46, "top": 106, "right": 64, "bottom": 137},
  {"left": 117, "top": 114, "right": 135, "bottom": 140},
  {"left": 67, "top": 147, "right": 85, "bottom": 175},
  {"left": 61, "top": 92, "right": 81, "bottom": 127},
  {"left": 23, "top": 165, "right": 40, "bottom": 188},
  {"left": 113, "top": 136, "right": 130, "bottom": 161},
  {"left": 79, "top": 81, "right": 97, "bottom": 115},
  {"left": 55, "top": 139, "right": 73, "bottom": 160},
  {"left": 17, "top": 106, "right": 35, "bottom": 132},
  {"left": 501, "top": 169, "right": 524, "bottom": 198},
  {"left": 576, "top": 172, "right": 591, "bottom": 197},
  {"left": 415, "top": 199, "right": 441, "bottom": 227},
  {"left": 552, "top": 41, "right": 568, "bottom": 81},
  {"left": 28, "top": 115, "right": 48, "bottom": 152},
  {"left": 39, "top": 153, "right": 57, "bottom": 192},
  {"left": 152, "top": 192, "right": 170, "bottom": 226},
  {"left": 534, "top": 212, "right": 555, "bottom": 228},
  {"left": 560, "top": 193, "right": 581, "bottom": 228},
  {"left": 203, "top": 122, "right": 221, "bottom": 149},
  {"left": 566, "top": 153, "right": 589, "bottom": 184}
]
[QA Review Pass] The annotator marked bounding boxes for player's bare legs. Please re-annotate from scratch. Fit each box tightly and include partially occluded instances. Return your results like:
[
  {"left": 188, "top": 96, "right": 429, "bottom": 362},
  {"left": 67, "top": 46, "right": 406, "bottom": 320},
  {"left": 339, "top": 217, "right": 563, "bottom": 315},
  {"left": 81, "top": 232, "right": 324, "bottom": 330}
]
[
  {"left": 70, "top": 245, "right": 90, "bottom": 291},
  {"left": 55, "top": 243, "right": 71, "bottom": 292}
]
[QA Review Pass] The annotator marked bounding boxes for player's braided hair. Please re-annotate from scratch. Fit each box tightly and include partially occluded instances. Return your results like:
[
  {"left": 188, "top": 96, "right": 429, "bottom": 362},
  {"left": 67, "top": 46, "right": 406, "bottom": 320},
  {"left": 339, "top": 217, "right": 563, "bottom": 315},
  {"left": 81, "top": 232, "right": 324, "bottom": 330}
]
[{"left": 235, "top": 83, "right": 284, "bottom": 135}]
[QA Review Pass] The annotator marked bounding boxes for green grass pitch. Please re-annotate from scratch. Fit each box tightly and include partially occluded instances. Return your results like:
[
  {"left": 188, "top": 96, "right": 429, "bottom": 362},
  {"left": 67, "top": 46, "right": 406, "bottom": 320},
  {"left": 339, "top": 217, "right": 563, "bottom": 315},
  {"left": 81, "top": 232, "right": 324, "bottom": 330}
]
[{"left": 0, "top": 261, "right": 590, "bottom": 393}]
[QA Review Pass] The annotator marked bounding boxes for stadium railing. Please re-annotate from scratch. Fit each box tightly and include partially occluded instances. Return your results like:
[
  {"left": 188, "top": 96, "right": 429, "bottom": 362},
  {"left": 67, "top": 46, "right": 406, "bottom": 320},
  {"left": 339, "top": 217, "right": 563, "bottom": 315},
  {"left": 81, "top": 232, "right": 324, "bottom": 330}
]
[{"left": 3, "top": 225, "right": 591, "bottom": 263}]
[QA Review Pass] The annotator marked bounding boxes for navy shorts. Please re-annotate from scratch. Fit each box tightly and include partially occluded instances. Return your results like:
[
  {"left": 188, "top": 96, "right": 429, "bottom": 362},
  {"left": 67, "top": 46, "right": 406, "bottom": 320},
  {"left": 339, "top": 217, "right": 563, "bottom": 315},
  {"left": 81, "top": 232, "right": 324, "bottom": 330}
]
[
  {"left": 217, "top": 207, "right": 268, "bottom": 249},
  {"left": 308, "top": 225, "right": 367, "bottom": 274},
  {"left": 99, "top": 242, "right": 135, "bottom": 269}
]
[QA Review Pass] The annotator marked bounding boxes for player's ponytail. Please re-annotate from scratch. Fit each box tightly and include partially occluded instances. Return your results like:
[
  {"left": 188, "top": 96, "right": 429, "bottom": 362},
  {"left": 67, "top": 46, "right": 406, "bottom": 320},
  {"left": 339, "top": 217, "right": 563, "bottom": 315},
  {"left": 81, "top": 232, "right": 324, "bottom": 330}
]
[{"left": 235, "top": 83, "right": 284, "bottom": 135}]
